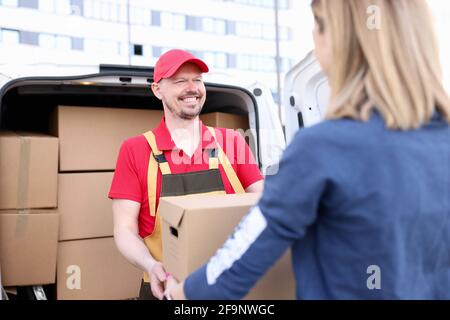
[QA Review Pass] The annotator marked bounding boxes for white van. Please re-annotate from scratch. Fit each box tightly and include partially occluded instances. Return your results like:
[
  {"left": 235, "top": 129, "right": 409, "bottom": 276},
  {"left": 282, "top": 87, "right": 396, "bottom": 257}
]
[
  {"left": 0, "top": 52, "right": 328, "bottom": 300},
  {"left": 282, "top": 51, "right": 329, "bottom": 145}
]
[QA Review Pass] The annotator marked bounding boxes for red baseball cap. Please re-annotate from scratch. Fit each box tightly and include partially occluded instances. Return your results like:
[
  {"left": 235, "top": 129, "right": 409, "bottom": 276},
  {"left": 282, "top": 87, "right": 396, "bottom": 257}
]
[{"left": 153, "top": 49, "right": 209, "bottom": 83}]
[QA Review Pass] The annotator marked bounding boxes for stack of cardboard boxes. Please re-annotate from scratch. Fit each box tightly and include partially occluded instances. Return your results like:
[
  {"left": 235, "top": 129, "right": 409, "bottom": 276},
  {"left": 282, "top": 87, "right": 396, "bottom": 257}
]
[
  {"left": 0, "top": 131, "right": 59, "bottom": 288},
  {"left": 1, "top": 106, "right": 267, "bottom": 299},
  {"left": 200, "top": 112, "right": 249, "bottom": 132},
  {"left": 51, "top": 106, "right": 163, "bottom": 300}
]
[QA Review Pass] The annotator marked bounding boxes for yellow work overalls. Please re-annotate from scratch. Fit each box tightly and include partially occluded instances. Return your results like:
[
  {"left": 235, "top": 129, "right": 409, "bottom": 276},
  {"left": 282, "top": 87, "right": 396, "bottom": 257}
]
[{"left": 138, "top": 126, "right": 245, "bottom": 300}]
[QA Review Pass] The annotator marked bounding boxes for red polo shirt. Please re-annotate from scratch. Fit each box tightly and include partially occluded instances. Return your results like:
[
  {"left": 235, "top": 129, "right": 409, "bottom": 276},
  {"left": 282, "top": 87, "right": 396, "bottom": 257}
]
[{"left": 109, "top": 117, "right": 263, "bottom": 238}]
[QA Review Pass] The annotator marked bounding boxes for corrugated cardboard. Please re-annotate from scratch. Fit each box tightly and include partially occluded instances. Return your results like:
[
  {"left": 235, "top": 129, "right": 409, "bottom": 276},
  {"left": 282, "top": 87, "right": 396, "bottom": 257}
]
[
  {"left": 57, "top": 237, "right": 142, "bottom": 300},
  {"left": 0, "top": 211, "right": 59, "bottom": 286},
  {"left": 0, "top": 131, "right": 58, "bottom": 210},
  {"left": 58, "top": 172, "right": 114, "bottom": 241},
  {"left": 160, "top": 193, "right": 296, "bottom": 300},
  {"left": 200, "top": 112, "right": 249, "bottom": 131},
  {"left": 51, "top": 106, "right": 163, "bottom": 171}
]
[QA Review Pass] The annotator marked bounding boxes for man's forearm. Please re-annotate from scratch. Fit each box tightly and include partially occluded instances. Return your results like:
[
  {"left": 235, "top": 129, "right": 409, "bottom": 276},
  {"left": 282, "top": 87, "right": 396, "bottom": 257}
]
[{"left": 114, "top": 228, "right": 156, "bottom": 274}]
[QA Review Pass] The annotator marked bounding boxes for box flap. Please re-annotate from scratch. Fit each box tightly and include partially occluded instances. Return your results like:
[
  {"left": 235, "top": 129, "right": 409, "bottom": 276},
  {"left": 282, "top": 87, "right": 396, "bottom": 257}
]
[
  {"left": 159, "top": 193, "right": 261, "bottom": 227},
  {"left": 158, "top": 198, "right": 186, "bottom": 227}
]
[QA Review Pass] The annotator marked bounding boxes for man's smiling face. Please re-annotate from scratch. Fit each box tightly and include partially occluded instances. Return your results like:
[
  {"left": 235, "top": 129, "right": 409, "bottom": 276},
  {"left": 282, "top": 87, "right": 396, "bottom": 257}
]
[{"left": 154, "top": 63, "right": 206, "bottom": 120}]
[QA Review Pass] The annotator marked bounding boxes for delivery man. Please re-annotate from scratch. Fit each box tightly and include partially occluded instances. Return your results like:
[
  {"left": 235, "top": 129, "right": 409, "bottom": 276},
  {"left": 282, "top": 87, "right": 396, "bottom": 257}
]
[{"left": 108, "top": 49, "right": 264, "bottom": 300}]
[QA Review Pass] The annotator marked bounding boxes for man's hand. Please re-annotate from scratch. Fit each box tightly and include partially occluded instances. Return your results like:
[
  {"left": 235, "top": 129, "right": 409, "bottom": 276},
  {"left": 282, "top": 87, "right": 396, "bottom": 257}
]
[{"left": 149, "top": 262, "right": 169, "bottom": 299}]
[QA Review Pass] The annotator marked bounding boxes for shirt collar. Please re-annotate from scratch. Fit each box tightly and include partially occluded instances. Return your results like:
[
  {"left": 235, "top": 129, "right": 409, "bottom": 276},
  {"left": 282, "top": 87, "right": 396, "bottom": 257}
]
[{"left": 153, "top": 117, "right": 217, "bottom": 151}]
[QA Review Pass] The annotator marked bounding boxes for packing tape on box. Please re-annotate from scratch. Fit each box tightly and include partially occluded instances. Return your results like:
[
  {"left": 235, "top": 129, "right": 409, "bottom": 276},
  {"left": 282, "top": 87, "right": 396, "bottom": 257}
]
[
  {"left": 15, "top": 210, "right": 30, "bottom": 238},
  {"left": 17, "top": 134, "right": 30, "bottom": 209}
]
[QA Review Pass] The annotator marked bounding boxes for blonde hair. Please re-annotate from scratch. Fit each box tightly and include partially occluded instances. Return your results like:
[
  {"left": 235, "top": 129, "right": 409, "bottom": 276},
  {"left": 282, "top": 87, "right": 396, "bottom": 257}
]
[{"left": 312, "top": 0, "right": 450, "bottom": 129}]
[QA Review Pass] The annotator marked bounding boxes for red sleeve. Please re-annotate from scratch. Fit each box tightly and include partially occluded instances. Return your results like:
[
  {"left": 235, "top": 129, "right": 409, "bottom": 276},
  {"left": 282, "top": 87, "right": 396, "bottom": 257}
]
[
  {"left": 108, "top": 140, "right": 142, "bottom": 203},
  {"left": 232, "top": 130, "right": 264, "bottom": 189}
]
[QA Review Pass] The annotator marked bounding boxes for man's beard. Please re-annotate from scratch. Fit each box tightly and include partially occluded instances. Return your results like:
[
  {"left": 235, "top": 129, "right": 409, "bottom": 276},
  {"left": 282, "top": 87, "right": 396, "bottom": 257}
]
[{"left": 165, "top": 100, "right": 203, "bottom": 120}]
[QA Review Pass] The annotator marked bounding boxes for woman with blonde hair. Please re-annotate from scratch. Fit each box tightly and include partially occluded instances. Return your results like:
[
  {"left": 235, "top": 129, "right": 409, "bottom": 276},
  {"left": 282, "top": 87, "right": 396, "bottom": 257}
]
[{"left": 166, "top": 0, "right": 450, "bottom": 299}]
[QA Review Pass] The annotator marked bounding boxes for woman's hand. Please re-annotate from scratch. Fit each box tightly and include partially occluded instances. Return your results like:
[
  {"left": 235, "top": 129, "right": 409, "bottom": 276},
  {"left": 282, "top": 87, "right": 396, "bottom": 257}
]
[{"left": 164, "top": 276, "right": 186, "bottom": 300}]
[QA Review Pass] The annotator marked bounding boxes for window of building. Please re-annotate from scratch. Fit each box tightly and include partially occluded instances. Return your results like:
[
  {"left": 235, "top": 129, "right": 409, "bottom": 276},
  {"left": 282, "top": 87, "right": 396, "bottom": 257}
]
[
  {"left": 161, "top": 12, "right": 186, "bottom": 31},
  {"left": 130, "top": 6, "right": 144, "bottom": 25},
  {"left": 160, "top": 12, "right": 172, "bottom": 28},
  {"left": 56, "top": 35, "right": 71, "bottom": 50},
  {"left": 237, "top": 54, "right": 276, "bottom": 72},
  {"left": 188, "top": 50, "right": 203, "bottom": 59},
  {"left": 278, "top": 26, "right": 291, "bottom": 41},
  {"left": 119, "top": 42, "right": 128, "bottom": 56},
  {"left": 2, "top": 0, "right": 18, "bottom": 7},
  {"left": 71, "top": 36, "right": 83, "bottom": 50},
  {"left": 20, "top": 31, "right": 39, "bottom": 45},
  {"left": 118, "top": 3, "right": 127, "bottom": 22},
  {"left": 226, "top": 20, "right": 236, "bottom": 35},
  {"left": 262, "top": 24, "right": 275, "bottom": 40},
  {"left": 109, "top": 2, "right": 119, "bottom": 22},
  {"left": 227, "top": 53, "right": 237, "bottom": 68},
  {"left": 142, "top": 10, "right": 150, "bottom": 26},
  {"left": 86, "top": 0, "right": 99, "bottom": 19},
  {"left": 70, "top": 0, "right": 83, "bottom": 16},
  {"left": 142, "top": 44, "right": 152, "bottom": 57},
  {"left": 39, "top": 0, "right": 54, "bottom": 13},
  {"left": 237, "top": 54, "right": 250, "bottom": 70},
  {"left": 172, "top": 13, "right": 186, "bottom": 31},
  {"left": 152, "top": 46, "right": 162, "bottom": 58},
  {"left": 38, "top": 33, "right": 55, "bottom": 48},
  {"left": 203, "top": 18, "right": 226, "bottom": 35},
  {"left": 186, "top": 15, "right": 202, "bottom": 31},
  {"left": 278, "top": 0, "right": 290, "bottom": 10},
  {"left": 235, "top": 22, "right": 249, "bottom": 38},
  {"left": 55, "top": 0, "right": 70, "bottom": 14},
  {"left": 151, "top": 10, "right": 161, "bottom": 26},
  {"left": 18, "top": 0, "right": 38, "bottom": 9},
  {"left": 203, "top": 18, "right": 214, "bottom": 33},
  {"left": 263, "top": 0, "right": 274, "bottom": 8},
  {"left": 1, "top": 29, "right": 20, "bottom": 44},
  {"left": 100, "top": 1, "right": 110, "bottom": 21},
  {"left": 215, "top": 52, "right": 227, "bottom": 68},
  {"left": 133, "top": 44, "right": 143, "bottom": 56},
  {"left": 204, "top": 52, "right": 227, "bottom": 69},
  {"left": 253, "top": 23, "right": 264, "bottom": 38},
  {"left": 84, "top": 39, "right": 98, "bottom": 52},
  {"left": 83, "top": 0, "right": 93, "bottom": 18}
]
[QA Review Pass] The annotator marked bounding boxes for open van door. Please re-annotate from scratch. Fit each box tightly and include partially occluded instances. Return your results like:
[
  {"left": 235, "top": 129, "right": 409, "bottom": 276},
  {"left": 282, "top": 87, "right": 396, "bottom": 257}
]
[{"left": 282, "top": 51, "right": 330, "bottom": 145}]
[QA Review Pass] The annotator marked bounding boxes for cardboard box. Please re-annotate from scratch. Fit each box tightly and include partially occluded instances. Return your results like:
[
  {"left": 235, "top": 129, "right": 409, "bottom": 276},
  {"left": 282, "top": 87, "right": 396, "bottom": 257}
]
[
  {"left": 58, "top": 172, "right": 114, "bottom": 241},
  {"left": 57, "top": 237, "right": 142, "bottom": 300},
  {"left": 160, "top": 193, "right": 296, "bottom": 300},
  {"left": 0, "top": 211, "right": 59, "bottom": 286},
  {"left": 51, "top": 106, "right": 163, "bottom": 171},
  {"left": 200, "top": 112, "right": 249, "bottom": 131},
  {"left": 0, "top": 131, "right": 58, "bottom": 210}
]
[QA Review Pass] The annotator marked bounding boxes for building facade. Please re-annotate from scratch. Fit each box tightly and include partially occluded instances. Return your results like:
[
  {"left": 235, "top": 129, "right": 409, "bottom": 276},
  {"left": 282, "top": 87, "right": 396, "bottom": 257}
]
[{"left": 0, "top": 0, "right": 316, "bottom": 99}]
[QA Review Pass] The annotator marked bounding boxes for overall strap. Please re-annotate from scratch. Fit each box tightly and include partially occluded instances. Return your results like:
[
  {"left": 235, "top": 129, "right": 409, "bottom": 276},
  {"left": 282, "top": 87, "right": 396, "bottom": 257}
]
[
  {"left": 208, "top": 148, "right": 219, "bottom": 170},
  {"left": 143, "top": 131, "right": 171, "bottom": 217},
  {"left": 206, "top": 126, "right": 245, "bottom": 194}
]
